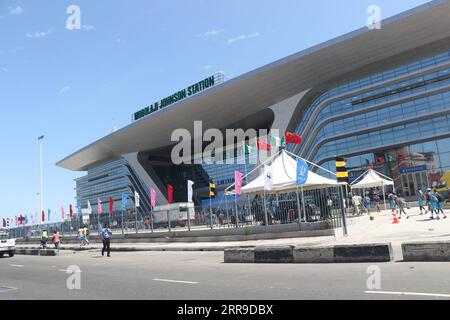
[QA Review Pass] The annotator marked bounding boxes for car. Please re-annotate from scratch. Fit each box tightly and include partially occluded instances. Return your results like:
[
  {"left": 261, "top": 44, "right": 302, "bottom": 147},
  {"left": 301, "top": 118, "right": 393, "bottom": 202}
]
[{"left": 0, "top": 231, "right": 16, "bottom": 258}]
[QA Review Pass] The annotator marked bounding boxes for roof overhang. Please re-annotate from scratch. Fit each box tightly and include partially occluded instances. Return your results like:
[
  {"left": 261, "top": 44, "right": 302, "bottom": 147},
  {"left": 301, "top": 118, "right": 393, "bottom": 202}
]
[{"left": 57, "top": 0, "right": 450, "bottom": 171}]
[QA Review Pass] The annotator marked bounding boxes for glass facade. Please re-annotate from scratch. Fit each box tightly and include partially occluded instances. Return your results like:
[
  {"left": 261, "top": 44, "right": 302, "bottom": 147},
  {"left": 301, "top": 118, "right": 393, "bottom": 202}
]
[
  {"left": 290, "top": 50, "right": 450, "bottom": 199},
  {"left": 76, "top": 158, "right": 152, "bottom": 213}
]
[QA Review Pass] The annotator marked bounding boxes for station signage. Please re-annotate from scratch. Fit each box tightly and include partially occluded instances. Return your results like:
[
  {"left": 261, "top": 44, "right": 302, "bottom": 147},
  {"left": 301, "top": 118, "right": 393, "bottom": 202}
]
[
  {"left": 399, "top": 165, "right": 427, "bottom": 174},
  {"left": 133, "top": 73, "right": 225, "bottom": 122}
]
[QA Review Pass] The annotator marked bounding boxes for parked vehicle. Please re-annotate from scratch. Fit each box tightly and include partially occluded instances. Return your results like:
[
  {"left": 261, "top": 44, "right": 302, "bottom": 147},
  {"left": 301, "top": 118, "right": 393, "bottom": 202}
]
[{"left": 0, "top": 230, "right": 16, "bottom": 258}]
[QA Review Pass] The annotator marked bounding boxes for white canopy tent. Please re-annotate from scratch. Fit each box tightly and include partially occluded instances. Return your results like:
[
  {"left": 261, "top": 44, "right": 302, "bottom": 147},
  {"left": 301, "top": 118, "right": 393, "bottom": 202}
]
[
  {"left": 350, "top": 169, "right": 394, "bottom": 211},
  {"left": 239, "top": 150, "right": 338, "bottom": 195}
]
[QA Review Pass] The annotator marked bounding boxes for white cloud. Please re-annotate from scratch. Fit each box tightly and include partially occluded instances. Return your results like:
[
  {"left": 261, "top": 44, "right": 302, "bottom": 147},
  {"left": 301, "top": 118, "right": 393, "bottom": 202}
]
[
  {"left": 2, "top": 68, "right": 8, "bottom": 73},
  {"left": 82, "top": 25, "right": 95, "bottom": 31},
  {"left": 197, "top": 29, "right": 224, "bottom": 37},
  {"left": 116, "top": 38, "right": 126, "bottom": 43},
  {"left": 203, "top": 65, "right": 216, "bottom": 70},
  {"left": 26, "top": 29, "right": 54, "bottom": 39},
  {"left": 59, "top": 86, "right": 71, "bottom": 94},
  {"left": 8, "top": 6, "right": 24, "bottom": 16},
  {"left": 227, "top": 32, "right": 260, "bottom": 44}
]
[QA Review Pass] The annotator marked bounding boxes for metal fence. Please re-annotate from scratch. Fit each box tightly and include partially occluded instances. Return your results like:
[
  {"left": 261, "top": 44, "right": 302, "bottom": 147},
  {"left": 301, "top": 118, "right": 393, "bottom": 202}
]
[{"left": 8, "top": 186, "right": 359, "bottom": 240}]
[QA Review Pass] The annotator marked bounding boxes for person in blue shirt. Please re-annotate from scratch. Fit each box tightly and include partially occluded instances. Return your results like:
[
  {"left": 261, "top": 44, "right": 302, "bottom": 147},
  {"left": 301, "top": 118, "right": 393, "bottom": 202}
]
[{"left": 100, "top": 224, "right": 112, "bottom": 257}]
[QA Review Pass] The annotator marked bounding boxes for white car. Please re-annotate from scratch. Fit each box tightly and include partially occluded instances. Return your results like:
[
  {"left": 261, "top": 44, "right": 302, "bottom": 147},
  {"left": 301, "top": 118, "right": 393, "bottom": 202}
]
[{"left": 0, "top": 231, "right": 16, "bottom": 258}]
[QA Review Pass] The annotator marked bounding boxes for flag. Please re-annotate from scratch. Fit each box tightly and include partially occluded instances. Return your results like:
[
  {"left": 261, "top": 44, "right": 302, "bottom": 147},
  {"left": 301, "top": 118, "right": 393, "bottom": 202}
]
[
  {"left": 61, "top": 207, "right": 66, "bottom": 220},
  {"left": 97, "top": 199, "right": 102, "bottom": 215},
  {"left": 121, "top": 193, "right": 127, "bottom": 211},
  {"left": 134, "top": 191, "right": 140, "bottom": 208},
  {"left": 109, "top": 197, "right": 114, "bottom": 215},
  {"left": 48, "top": 209, "right": 51, "bottom": 222},
  {"left": 235, "top": 171, "right": 243, "bottom": 196},
  {"left": 264, "top": 165, "right": 273, "bottom": 191},
  {"left": 167, "top": 184, "right": 174, "bottom": 204},
  {"left": 25, "top": 215, "right": 28, "bottom": 225},
  {"left": 77, "top": 204, "right": 82, "bottom": 215},
  {"left": 270, "top": 136, "right": 286, "bottom": 148},
  {"left": 3, "top": 218, "right": 6, "bottom": 228},
  {"left": 296, "top": 158, "right": 309, "bottom": 185},
  {"left": 257, "top": 139, "right": 271, "bottom": 151},
  {"left": 19, "top": 215, "right": 24, "bottom": 225},
  {"left": 87, "top": 201, "right": 92, "bottom": 214},
  {"left": 15, "top": 216, "right": 18, "bottom": 226},
  {"left": 243, "top": 144, "right": 257, "bottom": 155},
  {"left": 41, "top": 211, "right": 45, "bottom": 222},
  {"left": 150, "top": 188, "right": 156, "bottom": 209},
  {"left": 285, "top": 132, "right": 302, "bottom": 145},
  {"left": 187, "top": 180, "right": 194, "bottom": 203}
]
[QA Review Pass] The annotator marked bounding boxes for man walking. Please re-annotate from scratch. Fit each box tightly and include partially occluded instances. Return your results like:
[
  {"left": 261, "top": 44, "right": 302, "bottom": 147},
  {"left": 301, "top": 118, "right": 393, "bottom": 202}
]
[
  {"left": 101, "top": 224, "right": 112, "bottom": 257},
  {"left": 51, "top": 231, "right": 61, "bottom": 250},
  {"left": 434, "top": 189, "right": 448, "bottom": 220},
  {"left": 417, "top": 189, "right": 428, "bottom": 215}
]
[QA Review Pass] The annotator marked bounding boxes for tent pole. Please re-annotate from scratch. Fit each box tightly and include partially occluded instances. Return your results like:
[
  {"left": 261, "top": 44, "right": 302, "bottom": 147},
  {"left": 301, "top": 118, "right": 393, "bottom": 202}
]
[
  {"left": 263, "top": 189, "right": 268, "bottom": 227},
  {"left": 296, "top": 186, "right": 301, "bottom": 224}
]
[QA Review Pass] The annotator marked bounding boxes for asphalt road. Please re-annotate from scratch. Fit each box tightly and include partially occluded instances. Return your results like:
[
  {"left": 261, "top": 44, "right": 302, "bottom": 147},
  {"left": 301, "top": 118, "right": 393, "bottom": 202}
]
[{"left": 1, "top": 251, "right": 450, "bottom": 300}]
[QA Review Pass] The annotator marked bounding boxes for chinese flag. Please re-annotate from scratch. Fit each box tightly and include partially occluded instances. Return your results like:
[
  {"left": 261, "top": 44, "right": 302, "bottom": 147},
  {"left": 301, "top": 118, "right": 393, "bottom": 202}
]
[
  {"left": 42, "top": 210, "right": 45, "bottom": 222},
  {"left": 167, "top": 184, "right": 174, "bottom": 204},
  {"left": 256, "top": 139, "right": 271, "bottom": 151},
  {"left": 285, "top": 132, "right": 302, "bottom": 145},
  {"left": 109, "top": 197, "right": 114, "bottom": 215},
  {"left": 69, "top": 204, "right": 73, "bottom": 219}
]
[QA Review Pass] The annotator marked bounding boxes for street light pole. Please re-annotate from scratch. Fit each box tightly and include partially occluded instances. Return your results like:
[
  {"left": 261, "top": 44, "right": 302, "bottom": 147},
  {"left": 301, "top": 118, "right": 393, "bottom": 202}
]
[{"left": 38, "top": 135, "right": 44, "bottom": 223}]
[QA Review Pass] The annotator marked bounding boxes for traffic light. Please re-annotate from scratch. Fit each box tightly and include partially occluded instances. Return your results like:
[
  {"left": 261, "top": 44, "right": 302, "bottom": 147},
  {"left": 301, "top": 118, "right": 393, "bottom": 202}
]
[
  {"left": 336, "top": 157, "right": 349, "bottom": 184},
  {"left": 209, "top": 179, "right": 216, "bottom": 199}
]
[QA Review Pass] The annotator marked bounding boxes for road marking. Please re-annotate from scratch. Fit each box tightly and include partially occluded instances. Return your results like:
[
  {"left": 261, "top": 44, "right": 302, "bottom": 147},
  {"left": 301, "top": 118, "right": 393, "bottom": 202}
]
[
  {"left": 58, "top": 269, "right": 82, "bottom": 273},
  {"left": 153, "top": 279, "right": 198, "bottom": 285},
  {"left": 10, "top": 264, "right": 24, "bottom": 268},
  {"left": 365, "top": 291, "right": 450, "bottom": 298}
]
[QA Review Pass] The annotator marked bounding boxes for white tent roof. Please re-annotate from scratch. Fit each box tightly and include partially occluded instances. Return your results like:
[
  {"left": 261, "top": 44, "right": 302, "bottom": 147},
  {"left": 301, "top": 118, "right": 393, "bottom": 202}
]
[
  {"left": 350, "top": 169, "right": 394, "bottom": 189},
  {"left": 240, "top": 151, "right": 338, "bottom": 195}
]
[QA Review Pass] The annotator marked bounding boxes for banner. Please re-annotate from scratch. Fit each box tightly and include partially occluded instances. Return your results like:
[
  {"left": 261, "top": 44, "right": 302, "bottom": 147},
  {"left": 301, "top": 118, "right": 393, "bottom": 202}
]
[
  {"left": 296, "top": 158, "right": 309, "bottom": 185},
  {"left": 61, "top": 207, "right": 66, "bottom": 220},
  {"left": 264, "top": 165, "right": 273, "bottom": 191},
  {"left": 167, "top": 184, "right": 174, "bottom": 204},
  {"left": 135, "top": 191, "right": 140, "bottom": 208},
  {"left": 187, "top": 180, "right": 194, "bottom": 203},
  {"left": 69, "top": 204, "right": 73, "bottom": 220},
  {"left": 48, "top": 209, "right": 51, "bottom": 222},
  {"left": 109, "top": 197, "right": 114, "bottom": 215},
  {"left": 98, "top": 199, "right": 102, "bottom": 215},
  {"left": 235, "top": 171, "right": 243, "bottom": 196},
  {"left": 150, "top": 188, "right": 156, "bottom": 209},
  {"left": 121, "top": 193, "right": 127, "bottom": 211},
  {"left": 41, "top": 211, "right": 45, "bottom": 222}
]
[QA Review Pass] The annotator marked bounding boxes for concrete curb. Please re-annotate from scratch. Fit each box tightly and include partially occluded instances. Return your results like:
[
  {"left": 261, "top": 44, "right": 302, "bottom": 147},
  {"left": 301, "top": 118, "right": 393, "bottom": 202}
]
[
  {"left": 402, "top": 242, "right": 450, "bottom": 262},
  {"left": 15, "top": 249, "right": 59, "bottom": 256},
  {"left": 225, "top": 243, "right": 394, "bottom": 264}
]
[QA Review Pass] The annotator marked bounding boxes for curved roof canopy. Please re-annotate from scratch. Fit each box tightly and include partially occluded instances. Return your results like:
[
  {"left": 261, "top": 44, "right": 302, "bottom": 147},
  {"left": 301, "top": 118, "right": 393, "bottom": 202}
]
[{"left": 57, "top": 0, "right": 450, "bottom": 171}]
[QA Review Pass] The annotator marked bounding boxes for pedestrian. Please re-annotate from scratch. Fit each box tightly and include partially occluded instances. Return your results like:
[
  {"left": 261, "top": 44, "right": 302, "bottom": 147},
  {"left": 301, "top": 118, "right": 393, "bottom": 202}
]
[
  {"left": 396, "top": 195, "right": 410, "bottom": 219},
  {"left": 83, "top": 224, "right": 90, "bottom": 245},
  {"left": 364, "top": 194, "right": 371, "bottom": 212},
  {"left": 51, "top": 231, "right": 61, "bottom": 250},
  {"left": 417, "top": 189, "right": 428, "bottom": 215},
  {"left": 427, "top": 188, "right": 437, "bottom": 219},
  {"left": 78, "top": 226, "right": 86, "bottom": 246},
  {"left": 40, "top": 229, "right": 49, "bottom": 249},
  {"left": 434, "top": 189, "right": 448, "bottom": 220},
  {"left": 352, "top": 194, "right": 362, "bottom": 215},
  {"left": 101, "top": 224, "right": 112, "bottom": 257},
  {"left": 389, "top": 194, "right": 398, "bottom": 215},
  {"left": 374, "top": 194, "right": 381, "bottom": 213}
]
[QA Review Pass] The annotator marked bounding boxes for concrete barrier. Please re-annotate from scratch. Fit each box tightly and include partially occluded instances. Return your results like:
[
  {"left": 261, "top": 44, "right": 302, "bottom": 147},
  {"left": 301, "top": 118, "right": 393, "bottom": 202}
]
[
  {"left": 225, "top": 243, "right": 393, "bottom": 264},
  {"left": 402, "top": 242, "right": 450, "bottom": 262},
  {"left": 293, "top": 247, "right": 334, "bottom": 263},
  {"left": 224, "top": 248, "right": 255, "bottom": 263},
  {"left": 333, "top": 244, "right": 393, "bottom": 263},
  {"left": 15, "top": 249, "right": 58, "bottom": 256},
  {"left": 254, "top": 246, "right": 293, "bottom": 264}
]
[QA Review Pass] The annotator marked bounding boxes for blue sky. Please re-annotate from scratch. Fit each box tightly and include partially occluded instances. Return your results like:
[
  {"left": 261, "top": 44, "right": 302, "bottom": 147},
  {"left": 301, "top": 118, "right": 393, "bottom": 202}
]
[{"left": 0, "top": 0, "right": 430, "bottom": 220}]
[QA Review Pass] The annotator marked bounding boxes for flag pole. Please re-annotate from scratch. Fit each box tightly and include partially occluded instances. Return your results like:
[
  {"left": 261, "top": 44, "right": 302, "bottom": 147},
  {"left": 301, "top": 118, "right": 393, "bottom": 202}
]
[
  {"left": 263, "top": 189, "right": 268, "bottom": 226},
  {"left": 301, "top": 186, "right": 307, "bottom": 222}
]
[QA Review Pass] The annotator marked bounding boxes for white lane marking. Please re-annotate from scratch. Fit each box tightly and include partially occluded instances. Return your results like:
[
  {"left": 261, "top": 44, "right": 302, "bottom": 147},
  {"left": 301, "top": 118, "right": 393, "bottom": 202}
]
[
  {"left": 365, "top": 291, "right": 450, "bottom": 298},
  {"left": 10, "top": 264, "right": 24, "bottom": 268},
  {"left": 153, "top": 278, "right": 198, "bottom": 285},
  {"left": 58, "top": 269, "right": 82, "bottom": 273}
]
